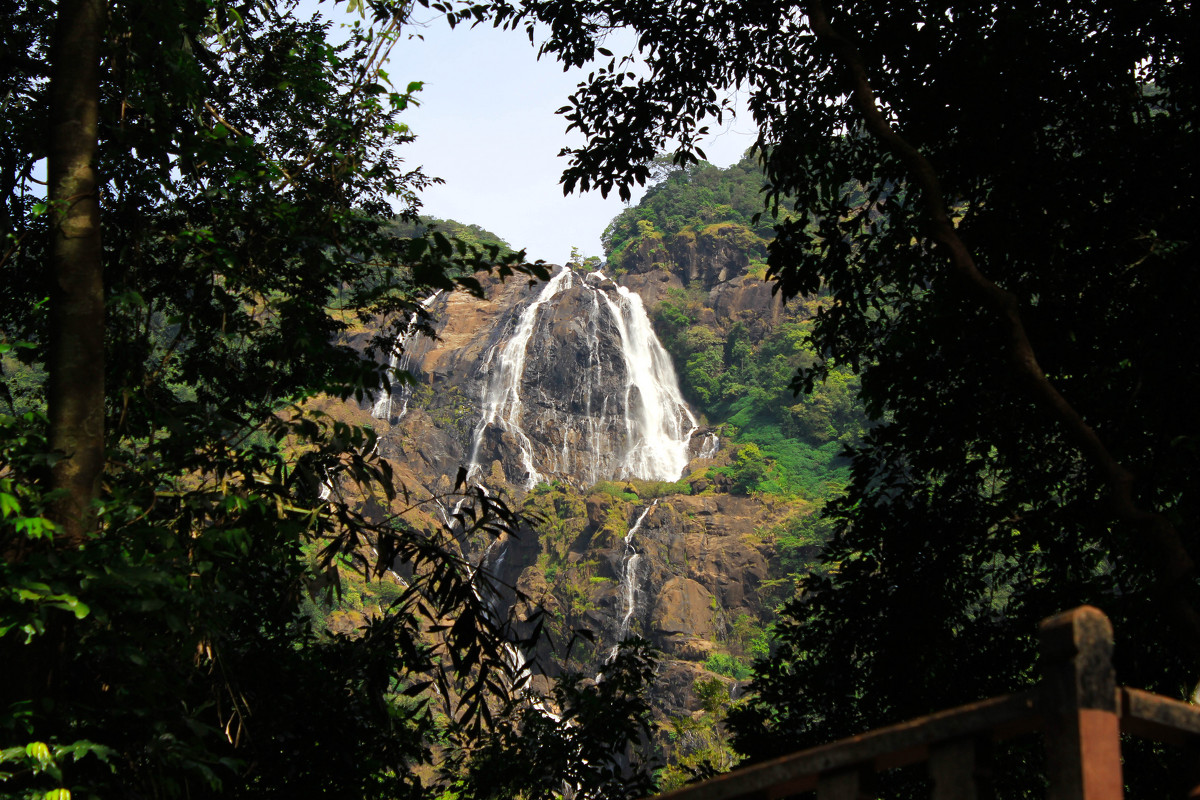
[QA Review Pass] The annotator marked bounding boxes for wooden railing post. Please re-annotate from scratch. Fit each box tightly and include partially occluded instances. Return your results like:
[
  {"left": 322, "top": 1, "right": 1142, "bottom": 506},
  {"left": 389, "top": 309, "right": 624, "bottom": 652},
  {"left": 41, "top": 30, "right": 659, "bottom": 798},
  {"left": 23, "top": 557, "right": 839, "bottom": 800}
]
[{"left": 1039, "top": 606, "right": 1124, "bottom": 800}]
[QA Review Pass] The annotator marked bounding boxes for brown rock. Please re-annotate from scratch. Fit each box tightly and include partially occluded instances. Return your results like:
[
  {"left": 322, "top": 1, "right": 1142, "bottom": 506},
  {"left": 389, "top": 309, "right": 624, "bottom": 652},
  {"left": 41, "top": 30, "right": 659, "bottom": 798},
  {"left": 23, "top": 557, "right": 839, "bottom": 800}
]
[{"left": 652, "top": 576, "right": 718, "bottom": 639}]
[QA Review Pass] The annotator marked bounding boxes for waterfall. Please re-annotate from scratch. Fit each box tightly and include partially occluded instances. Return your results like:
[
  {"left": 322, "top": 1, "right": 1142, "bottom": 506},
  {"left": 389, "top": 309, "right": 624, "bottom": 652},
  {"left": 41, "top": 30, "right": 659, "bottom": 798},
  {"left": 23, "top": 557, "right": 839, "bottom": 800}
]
[
  {"left": 372, "top": 290, "right": 443, "bottom": 423},
  {"left": 465, "top": 266, "right": 698, "bottom": 488},
  {"left": 610, "top": 500, "right": 656, "bottom": 661},
  {"left": 467, "top": 268, "right": 575, "bottom": 486},
  {"left": 471, "top": 529, "right": 559, "bottom": 718},
  {"left": 470, "top": 539, "right": 540, "bottom": 704},
  {"left": 591, "top": 280, "right": 697, "bottom": 480},
  {"left": 699, "top": 432, "right": 720, "bottom": 460},
  {"left": 582, "top": 286, "right": 606, "bottom": 486}
]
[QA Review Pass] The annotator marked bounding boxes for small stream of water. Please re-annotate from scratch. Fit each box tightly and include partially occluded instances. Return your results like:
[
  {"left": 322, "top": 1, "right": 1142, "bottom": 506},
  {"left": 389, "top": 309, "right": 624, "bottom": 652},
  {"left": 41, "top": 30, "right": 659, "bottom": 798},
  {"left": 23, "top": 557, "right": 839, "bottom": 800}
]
[
  {"left": 610, "top": 500, "right": 656, "bottom": 661},
  {"left": 372, "top": 290, "right": 443, "bottom": 423}
]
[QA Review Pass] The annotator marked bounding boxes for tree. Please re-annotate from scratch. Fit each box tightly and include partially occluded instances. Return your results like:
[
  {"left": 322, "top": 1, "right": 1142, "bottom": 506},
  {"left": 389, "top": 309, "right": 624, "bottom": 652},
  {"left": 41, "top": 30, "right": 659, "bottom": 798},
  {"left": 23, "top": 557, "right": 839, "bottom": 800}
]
[
  {"left": 1, "top": 0, "right": 554, "bottom": 796},
  {"left": 45, "top": 0, "right": 104, "bottom": 545},
  {"left": 462, "top": 0, "right": 1199, "bottom": 791},
  {"left": 444, "top": 639, "right": 660, "bottom": 800}
]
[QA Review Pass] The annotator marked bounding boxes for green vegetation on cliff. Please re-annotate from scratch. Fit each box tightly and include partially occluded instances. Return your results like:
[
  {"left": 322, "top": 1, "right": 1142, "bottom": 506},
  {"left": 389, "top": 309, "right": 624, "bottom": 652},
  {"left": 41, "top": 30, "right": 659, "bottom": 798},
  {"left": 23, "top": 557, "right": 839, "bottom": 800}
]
[
  {"left": 388, "top": 216, "right": 516, "bottom": 258},
  {"left": 602, "top": 156, "right": 778, "bottom": 269},
  {"left": 656, "top": 289, "right": 866, "bottom": 499}
]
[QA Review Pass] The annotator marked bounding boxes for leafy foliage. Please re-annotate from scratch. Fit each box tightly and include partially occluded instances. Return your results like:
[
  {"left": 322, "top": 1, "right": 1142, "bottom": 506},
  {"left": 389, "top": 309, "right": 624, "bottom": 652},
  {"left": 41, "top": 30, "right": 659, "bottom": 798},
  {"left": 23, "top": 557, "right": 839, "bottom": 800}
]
[
  {"left": 602, "top": 155, "right": 777, "bottom": 265},
  {"left": 653, "top": 287, "right": 867, "bottom": 499},
  {"left": 703, "top": 653, "right": 751, "bottom": 681},
  {"left": 657, "top": 675, "right": 738, "bottom": 791},
  {"left": 444, "top": 639, "right": 660, "bottom": 800},
  {"left": 0, "top": 1, "right": 571, "bottom": 797},
  {"left": 459, "top": 0, "right": 1199, "bottom": 792},
  {"left": 388, "top": 216, "right": 518, "bottom": 259}
]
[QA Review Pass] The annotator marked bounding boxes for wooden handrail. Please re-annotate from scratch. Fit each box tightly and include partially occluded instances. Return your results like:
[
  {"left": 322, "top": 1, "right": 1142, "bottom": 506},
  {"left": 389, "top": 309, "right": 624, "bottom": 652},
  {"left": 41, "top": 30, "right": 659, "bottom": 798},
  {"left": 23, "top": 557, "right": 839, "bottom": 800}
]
[
  {"left": 647, "top": 607, "right": 1200, "bottom": 800},
  {"left": 652, "top": 691, "right": 1039, "bottom": 800},
  {"left": 1120, "top": 687, "right": 1200, "bottom": 747}
]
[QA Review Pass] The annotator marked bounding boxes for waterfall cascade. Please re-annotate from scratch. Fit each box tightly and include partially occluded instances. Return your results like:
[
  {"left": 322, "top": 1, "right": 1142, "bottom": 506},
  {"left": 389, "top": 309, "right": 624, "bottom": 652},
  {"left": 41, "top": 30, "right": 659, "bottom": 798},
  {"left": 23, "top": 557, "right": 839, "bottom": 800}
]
[
  {"left": 466, "top": 267, "right": 697, "bottom": 488},
  {"left": 466, "top": 269, "right": 574, "bottom": 485},
  {"left": 352, "top": 227, "right": 792, "bottom": 721},
  {"left": 610, "top": 500, "right": 656, "bottom": 660},
  {"left": 372, "top": 290, "right": 443, "bottom": 423},
  {"left": 593, "top": 276, "right": 698, "bottom": 480}
]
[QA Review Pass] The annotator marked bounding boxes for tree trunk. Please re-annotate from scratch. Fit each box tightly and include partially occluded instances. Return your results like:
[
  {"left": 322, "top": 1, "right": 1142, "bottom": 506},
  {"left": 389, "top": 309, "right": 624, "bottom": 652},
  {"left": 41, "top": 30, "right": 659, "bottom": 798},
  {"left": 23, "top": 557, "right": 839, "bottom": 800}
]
[{"left": 47, "top": 0, "right": 105, "bottom": 544}]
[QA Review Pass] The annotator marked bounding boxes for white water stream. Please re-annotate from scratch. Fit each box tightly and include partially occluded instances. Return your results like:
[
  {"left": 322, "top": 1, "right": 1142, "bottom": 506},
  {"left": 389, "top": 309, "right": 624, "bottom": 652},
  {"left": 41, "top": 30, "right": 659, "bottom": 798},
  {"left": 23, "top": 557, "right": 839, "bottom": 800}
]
[
  {"left": 592, "top": 279, "right": 697, "bottom": 480},
  {"left": 372, "top": 290, "right": 443, "bottom": 423},
  {"left": 466, "top": 269, "right": 574, "bottom": 485},
  {"left": 609, "top": 500, "right": 656, "bottom": 661}
]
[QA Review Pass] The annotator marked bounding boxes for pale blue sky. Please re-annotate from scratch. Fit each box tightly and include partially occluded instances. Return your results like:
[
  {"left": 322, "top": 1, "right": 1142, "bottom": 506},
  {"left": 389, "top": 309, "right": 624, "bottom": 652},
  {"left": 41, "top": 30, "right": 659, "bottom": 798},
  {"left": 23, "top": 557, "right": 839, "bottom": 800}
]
[{"left": 375, "top": 12, "right": 758, "bottom": 264}]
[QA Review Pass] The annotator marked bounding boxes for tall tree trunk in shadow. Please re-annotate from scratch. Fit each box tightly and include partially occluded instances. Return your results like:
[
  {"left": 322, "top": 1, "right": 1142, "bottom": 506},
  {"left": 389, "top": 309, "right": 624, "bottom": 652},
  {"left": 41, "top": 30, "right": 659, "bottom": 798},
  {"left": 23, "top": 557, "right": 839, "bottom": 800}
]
[
  {"left": 1, "top": 0, "right": 106, "bottom": 715},
  {"left": 47, "top": 0, "right": 104, "bottom": 545}
]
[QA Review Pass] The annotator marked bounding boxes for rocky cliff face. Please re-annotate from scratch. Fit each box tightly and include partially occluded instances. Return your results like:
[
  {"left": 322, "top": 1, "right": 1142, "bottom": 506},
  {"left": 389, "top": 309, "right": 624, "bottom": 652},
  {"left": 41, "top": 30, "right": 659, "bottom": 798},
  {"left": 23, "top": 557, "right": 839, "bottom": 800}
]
[
  {"left": 504, "top": 482, "right": 798, "bottom": 715},
  {"left": 345, "top": 224, "right": 808, "bottom": 718},
  {"left": 617, "top": 223, "right": 784, "bottom": 335}
]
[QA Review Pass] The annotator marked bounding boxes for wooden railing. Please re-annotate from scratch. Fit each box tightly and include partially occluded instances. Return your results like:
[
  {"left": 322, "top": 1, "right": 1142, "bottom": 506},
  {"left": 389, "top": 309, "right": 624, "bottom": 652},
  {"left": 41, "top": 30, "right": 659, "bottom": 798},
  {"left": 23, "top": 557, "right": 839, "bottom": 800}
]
[{"left": 654, "top": 606, "right": 1200, "bottom": 800}]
